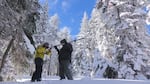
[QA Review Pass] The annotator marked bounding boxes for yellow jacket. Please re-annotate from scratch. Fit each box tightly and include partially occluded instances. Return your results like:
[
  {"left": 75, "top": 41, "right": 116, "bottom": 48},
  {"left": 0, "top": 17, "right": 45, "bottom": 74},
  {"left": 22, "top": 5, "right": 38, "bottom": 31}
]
[{"left": 35, "top": 45, "right": 51, "bottom": 59}]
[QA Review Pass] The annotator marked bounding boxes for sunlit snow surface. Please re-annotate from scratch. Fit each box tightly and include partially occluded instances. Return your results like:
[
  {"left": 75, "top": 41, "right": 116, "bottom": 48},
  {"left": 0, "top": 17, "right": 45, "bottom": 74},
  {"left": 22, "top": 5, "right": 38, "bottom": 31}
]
[{"left": 12, "top": 76, "right": 150, "bottom": 84}]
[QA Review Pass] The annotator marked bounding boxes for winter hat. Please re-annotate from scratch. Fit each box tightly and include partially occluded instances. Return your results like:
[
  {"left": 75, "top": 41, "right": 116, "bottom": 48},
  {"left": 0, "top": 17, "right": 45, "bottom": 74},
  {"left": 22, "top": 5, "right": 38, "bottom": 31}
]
[
  {"left": 43, "top": 42, "right": 49, "bottom": 48},
  {"left": 60, "top": 39, "right": 67, "bottom": 44}
]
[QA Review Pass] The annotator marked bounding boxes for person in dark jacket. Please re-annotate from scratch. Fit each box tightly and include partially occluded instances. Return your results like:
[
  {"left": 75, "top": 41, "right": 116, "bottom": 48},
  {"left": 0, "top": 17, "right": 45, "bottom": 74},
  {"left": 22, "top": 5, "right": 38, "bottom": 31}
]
[{"left": 54, "top": 39, "right": 73, "bottom": 80}]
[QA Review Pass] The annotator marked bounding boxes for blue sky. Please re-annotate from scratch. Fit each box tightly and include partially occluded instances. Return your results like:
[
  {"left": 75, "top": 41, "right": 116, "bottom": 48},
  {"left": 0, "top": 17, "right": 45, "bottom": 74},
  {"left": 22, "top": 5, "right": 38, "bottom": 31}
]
[{"left": 39, "top": 0, "right": 96, "bottom": 36}]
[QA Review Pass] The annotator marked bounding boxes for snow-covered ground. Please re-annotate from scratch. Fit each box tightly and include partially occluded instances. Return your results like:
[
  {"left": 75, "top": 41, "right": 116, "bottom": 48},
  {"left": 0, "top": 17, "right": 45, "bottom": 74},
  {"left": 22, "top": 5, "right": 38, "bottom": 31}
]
[{"left": 2, "top": 76, "right": 147, "bottom": 84}]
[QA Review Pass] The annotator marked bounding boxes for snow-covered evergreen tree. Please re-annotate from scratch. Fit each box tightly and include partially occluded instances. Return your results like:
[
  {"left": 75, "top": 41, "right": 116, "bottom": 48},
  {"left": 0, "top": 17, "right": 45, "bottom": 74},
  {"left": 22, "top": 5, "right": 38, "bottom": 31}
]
[
  {"left": 0, "top": 0, "right": 40, "bottom": 81},
  {"left": 47, "top": 14, "right": 60, "bottom": 76},
  {"left": 146, "top": 4, "right": 150, "bottom": 25},
  {"left": 49, "top": 14, "right": 59, "bottom": 41},
  {"left": 73, "top": 12, "right": 91, "bottom": 76},
  {"left": 33, "top": 0, "right": 50, "bottom": 45},
  {"left": 84, "top": 8, "right": 112, "bottom": 78},
  {"left": 32, "top": 0, "right": 61, "bottom": 76},
  {"left": 58, "top": 27, "right": 72, "bottom": 42},
  {"left": 94, "top": 0, "right": 150, "bottom": 79}
]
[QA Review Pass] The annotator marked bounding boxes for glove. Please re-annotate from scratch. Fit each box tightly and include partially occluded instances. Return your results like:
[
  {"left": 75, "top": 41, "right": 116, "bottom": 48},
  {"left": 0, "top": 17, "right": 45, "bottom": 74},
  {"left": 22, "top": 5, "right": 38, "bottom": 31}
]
[
  {"left": 54, "top": 46, "right": 57, "bottom": 49},
  {"left": 48, "top": 48, "right": 51, "bottom": 52}
]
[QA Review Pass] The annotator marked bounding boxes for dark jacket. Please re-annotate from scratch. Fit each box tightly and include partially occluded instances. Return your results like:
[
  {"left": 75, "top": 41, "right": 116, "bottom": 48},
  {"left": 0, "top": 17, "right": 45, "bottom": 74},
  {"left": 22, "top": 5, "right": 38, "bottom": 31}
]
[{"left": 55, "top": 43, "right": 73, "bottom": 62}]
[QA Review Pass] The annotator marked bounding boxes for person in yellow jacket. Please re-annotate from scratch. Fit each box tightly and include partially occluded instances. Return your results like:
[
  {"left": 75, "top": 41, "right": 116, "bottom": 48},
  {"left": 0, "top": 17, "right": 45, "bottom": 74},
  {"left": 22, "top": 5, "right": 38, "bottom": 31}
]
[{"left": 31, "top": 42, "right": 51, "bottom": 82}]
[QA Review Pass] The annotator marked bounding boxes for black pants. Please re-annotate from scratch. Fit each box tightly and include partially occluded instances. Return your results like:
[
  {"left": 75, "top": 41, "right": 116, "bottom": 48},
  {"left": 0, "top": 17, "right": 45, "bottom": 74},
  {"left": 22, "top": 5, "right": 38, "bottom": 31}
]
[
  {"left": 31, "top": 58, "right": 43, "bottom": 81},
  {"left": 59, "top": 60, "right": 73, "bottom": 80}
]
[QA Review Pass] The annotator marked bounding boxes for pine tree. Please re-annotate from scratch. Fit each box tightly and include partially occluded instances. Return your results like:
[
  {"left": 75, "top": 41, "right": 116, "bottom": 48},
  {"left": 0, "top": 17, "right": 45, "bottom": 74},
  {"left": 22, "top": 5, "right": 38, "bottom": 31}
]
[
  {"left": 58, "top": 27, "right": 71, "bottom": 41},
  {"left": 146, "top": 4, "right": 150, "bottom": 25},
  {"left": 33, "top": 0, "right": 50, "bottom": 45},
  {"left": 33, "top": 0, "right": 60, "bottom": 76},
  {"left": 73, "top": 12, "right": 91, "bottom": 76},
  {"left": 95, "top": 0, "right": 150, "bottom": 79},
  {"left": 0, "top": 0, "right": 40, "bottom": 81}
]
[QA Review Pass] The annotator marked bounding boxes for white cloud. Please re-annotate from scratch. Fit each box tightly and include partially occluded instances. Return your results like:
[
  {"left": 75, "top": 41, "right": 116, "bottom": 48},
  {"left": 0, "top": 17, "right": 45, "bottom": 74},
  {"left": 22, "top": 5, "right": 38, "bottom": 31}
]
[
  {"left": 61, "top": 1, "right": 70, "bottom": 12},
  {"left": 71, "top": 18, "right": 75, "bottom": 23},
  {"left": 62, "top": 1, "right": 68, "bottom": 7}
]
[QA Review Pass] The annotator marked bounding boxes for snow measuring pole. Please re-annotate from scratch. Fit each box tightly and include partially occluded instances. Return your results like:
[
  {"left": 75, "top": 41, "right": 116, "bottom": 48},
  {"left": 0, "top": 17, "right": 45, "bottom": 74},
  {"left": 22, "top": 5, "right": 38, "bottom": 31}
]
[{"left": 50, "top": 38, "right": 85, "bottom": 49}]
